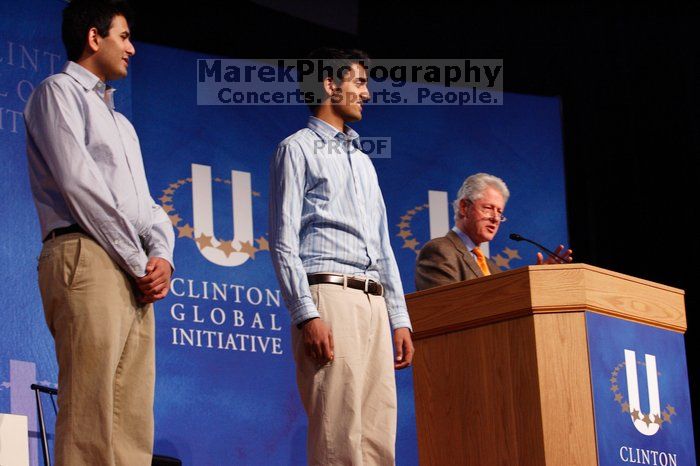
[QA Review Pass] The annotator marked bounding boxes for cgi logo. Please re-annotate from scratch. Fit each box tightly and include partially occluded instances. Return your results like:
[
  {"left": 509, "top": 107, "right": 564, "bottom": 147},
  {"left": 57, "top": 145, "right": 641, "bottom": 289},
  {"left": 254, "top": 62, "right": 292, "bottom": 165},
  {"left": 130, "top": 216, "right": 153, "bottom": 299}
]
[
  {"left": 191, "top": 164, "right": 253, "bottom": 267},
  {"left": 610, "top": 350, "right": 678, "bottom": 436},
  {"left": 158, "top": 164, "right": 265, "bottom": 268}
]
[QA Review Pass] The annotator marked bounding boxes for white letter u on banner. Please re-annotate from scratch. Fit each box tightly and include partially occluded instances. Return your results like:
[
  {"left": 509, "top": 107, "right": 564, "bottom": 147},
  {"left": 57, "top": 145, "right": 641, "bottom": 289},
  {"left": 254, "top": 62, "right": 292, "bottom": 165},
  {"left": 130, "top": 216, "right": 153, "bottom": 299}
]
[
  {"left": 624, "top": 349, "right": 661, "bottom": 436},
  {"left": 191, "top": 163, "right": 253, "bottom": 267}
]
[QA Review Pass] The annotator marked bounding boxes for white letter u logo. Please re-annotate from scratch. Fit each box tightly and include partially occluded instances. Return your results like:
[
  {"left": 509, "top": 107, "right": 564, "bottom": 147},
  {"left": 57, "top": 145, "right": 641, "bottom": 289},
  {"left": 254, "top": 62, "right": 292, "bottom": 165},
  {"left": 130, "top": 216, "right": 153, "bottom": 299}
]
[
  {"left": 191, "top": 163, "right": 253, "bottom": 267},
  {"left": 624, "top": 349, "right": 661, "bottom": 436}
]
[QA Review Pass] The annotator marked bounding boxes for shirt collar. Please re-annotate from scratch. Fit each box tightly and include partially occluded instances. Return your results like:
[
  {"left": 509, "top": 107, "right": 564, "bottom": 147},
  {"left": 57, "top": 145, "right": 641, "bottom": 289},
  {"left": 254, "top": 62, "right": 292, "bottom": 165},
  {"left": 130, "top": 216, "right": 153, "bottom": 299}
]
[
  {"left": 62, "top": 61, "right": 116, "bottom": 109},
  {"left": 307, "top": 116, "right": 361, "bottom": 146},
  {"left": 452, "top": 225, "right": 479, "bottom": 252}
]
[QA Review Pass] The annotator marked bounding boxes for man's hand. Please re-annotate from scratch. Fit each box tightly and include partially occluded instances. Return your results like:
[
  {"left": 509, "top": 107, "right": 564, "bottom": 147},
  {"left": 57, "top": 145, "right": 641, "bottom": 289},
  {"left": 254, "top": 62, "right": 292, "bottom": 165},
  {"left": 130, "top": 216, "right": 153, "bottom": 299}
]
[
  {"left": 393, "top": 327, "right": 414, "bottom": 370},
  {"left": 302, "top": 318, "right": 334, "bottom": 365},
  {"left": 536, "top": 244, "right": 573, "bottom": 265},
  {"left": 136, "top": 257, "right": 172, "bottom": 303}
]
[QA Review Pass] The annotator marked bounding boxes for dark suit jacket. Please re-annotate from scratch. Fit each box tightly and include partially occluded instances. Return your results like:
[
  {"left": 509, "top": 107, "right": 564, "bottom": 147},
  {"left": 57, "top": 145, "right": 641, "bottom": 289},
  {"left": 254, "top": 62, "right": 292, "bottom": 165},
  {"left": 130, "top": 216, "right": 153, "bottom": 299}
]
[{"left": 415, "top": 230, "right": 501, "bottom": 291}]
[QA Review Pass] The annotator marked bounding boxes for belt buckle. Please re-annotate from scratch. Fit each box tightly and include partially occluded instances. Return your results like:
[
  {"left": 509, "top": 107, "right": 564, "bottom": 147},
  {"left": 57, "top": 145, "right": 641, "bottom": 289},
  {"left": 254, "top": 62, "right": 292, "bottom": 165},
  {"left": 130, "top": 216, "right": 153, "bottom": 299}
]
[{"left": 362, "top": 277, "right": 383, "bottom": 296}]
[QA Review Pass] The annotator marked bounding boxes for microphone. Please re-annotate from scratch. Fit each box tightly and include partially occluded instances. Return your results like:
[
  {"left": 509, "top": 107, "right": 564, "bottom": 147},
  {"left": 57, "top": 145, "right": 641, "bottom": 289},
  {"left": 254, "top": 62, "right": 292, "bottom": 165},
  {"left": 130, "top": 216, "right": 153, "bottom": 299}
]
[{"left": 509, "top": 233, "right": 569, "bottom": 264}]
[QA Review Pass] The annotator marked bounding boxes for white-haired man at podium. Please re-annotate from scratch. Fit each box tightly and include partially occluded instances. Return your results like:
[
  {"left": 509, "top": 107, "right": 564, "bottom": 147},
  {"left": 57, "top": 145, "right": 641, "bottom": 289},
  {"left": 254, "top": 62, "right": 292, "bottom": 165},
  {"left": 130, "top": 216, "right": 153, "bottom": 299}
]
[{"left": 415, "top": 173, "right": 572, "bottom": 291}]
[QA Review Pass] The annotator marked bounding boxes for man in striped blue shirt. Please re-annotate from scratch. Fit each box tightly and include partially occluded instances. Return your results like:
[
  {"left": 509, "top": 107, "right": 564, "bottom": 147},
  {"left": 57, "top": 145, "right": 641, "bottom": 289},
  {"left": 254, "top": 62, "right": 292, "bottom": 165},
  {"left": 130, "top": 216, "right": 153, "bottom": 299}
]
[{"left": 269, "top": 48, "right": 413, "bottom": 465}]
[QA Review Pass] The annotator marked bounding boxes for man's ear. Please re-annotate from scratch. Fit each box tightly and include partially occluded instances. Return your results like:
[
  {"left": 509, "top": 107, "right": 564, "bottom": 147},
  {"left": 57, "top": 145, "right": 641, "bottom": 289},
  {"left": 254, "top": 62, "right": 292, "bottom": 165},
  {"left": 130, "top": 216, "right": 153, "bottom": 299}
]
[
  {"left": 86, "top": 27, "right": 101, "bottom": 54},
  {"left": 322, "top": 76, "right": 339, "bottom": 98},
  {"left": 460, "top": 199, "right": 469, "bottom": 218},
  {"left": 322, "top": 76, "right": 343, "bottom": 104}
]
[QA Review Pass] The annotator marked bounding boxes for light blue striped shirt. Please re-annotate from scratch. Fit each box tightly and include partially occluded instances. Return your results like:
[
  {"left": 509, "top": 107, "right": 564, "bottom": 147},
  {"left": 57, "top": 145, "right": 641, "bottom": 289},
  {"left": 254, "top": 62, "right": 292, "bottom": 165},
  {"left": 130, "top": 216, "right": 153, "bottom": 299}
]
[
  {"left": 269, "top": 116, "right": 411, "bottom": 330},
  {"left": 24, "top": 62, "right": 174, "bottom": 278}
]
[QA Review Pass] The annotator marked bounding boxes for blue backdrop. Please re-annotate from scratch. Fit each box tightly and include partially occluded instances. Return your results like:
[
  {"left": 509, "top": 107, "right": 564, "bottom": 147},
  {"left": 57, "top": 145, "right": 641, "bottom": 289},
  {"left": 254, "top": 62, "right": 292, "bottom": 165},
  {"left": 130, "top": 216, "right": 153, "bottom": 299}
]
[{"left": 1, "top": 2, "right": 568, "bottom": 464}]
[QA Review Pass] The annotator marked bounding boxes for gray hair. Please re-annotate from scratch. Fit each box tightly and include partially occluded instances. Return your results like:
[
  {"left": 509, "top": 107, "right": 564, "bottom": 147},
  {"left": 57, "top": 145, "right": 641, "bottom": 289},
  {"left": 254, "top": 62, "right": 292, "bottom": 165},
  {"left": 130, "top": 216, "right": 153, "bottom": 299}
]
[{"left": 453, "top": 173, "right": 510, "bottom": 221}]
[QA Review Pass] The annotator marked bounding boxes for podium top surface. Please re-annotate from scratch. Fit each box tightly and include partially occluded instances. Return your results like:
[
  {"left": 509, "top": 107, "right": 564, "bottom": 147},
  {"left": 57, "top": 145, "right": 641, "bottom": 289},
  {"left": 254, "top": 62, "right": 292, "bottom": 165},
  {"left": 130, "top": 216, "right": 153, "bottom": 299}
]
[{"left": 406, "top": 263, "right": 686, "bottom": 338}]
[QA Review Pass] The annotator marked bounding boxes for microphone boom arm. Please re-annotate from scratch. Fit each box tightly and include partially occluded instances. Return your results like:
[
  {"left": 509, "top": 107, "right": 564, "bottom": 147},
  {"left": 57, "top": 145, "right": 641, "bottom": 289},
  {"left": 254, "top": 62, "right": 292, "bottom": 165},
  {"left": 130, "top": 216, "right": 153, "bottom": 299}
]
[{"left": 509, "top": 233, "right": 568, "bottom": 264}]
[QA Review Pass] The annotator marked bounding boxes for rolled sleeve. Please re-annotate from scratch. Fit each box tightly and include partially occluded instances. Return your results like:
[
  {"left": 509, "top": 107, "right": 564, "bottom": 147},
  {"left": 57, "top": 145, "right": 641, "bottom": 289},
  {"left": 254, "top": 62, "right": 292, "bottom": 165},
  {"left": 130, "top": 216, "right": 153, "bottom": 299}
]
[{"left": 288, "top": 296, "right": 321, "bottom": 328}]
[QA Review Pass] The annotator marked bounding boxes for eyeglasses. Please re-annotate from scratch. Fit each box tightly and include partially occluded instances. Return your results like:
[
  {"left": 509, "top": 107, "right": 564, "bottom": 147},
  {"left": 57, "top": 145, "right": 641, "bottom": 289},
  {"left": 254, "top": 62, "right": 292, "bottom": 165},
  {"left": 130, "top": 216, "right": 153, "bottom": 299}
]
[{"left": 467, "top": 201, "right": 507, "bottom": 223}]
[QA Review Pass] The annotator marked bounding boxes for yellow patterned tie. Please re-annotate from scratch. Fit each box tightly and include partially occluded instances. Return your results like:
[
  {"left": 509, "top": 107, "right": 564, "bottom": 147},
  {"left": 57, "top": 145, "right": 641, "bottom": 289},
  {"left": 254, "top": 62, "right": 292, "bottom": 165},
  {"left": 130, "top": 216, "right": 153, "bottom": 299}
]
[{"left": 472, "top": 247, "right": 491, "bottom": 276}]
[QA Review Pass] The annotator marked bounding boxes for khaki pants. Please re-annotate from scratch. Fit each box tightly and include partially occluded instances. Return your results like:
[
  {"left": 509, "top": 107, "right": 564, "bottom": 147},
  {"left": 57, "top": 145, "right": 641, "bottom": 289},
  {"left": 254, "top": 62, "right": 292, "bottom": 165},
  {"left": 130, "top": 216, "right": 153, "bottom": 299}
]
[
  {"left": 293, "top": 282, "right": 397, "bottom": 466},
  {"left": 38, "top": 233, "right": 154, "bottom": 466}
]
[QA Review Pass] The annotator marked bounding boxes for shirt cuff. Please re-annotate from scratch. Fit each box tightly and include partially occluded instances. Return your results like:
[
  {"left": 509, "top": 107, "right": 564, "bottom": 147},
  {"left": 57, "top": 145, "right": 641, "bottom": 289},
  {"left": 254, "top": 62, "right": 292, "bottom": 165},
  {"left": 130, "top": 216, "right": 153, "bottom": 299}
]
[
  {"left": 128, "top": 252, "right": 149, "bottom": 278},
  {"left": 148, "top": 249, "right": 175, "bottom": 271},
  {"left": 388, "top": 309, "right": 413, "bottom": 332},
  {"left": 289, "top": 296, "right": 320, "bottom": 328}
]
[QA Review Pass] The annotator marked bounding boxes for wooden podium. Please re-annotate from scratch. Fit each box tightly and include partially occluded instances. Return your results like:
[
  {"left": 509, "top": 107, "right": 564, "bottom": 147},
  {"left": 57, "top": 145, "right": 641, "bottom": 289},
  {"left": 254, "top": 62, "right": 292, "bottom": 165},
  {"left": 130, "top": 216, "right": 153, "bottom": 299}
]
[{"left": 406, "top": 263, "right": 686, "bottom": 465}]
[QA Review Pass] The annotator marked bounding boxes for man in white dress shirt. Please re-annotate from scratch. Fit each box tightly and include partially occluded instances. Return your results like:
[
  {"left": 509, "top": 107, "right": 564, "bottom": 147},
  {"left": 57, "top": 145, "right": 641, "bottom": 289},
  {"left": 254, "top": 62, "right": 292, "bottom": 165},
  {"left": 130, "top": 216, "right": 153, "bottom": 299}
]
[{"left": 23, "top": 1, "right": 174, "bottom": 464}]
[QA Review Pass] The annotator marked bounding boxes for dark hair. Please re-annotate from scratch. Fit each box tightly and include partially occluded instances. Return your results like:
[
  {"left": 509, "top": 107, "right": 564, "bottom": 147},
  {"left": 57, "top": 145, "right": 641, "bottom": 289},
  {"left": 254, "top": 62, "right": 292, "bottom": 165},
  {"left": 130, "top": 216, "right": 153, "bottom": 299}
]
[
  {"left": 299, "top": 47, "right": 370, "bottom": 113},
  {"left": 62, "top": 0, "right": 134, "bottom": 62}
]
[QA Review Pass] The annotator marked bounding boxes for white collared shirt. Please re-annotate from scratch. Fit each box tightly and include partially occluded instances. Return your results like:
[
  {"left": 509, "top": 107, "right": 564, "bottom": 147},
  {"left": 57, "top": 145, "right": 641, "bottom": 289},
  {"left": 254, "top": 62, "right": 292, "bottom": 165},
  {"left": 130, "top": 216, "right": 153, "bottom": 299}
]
[{"left": 24, "top": 61, "right": 174, "bottom": 277}]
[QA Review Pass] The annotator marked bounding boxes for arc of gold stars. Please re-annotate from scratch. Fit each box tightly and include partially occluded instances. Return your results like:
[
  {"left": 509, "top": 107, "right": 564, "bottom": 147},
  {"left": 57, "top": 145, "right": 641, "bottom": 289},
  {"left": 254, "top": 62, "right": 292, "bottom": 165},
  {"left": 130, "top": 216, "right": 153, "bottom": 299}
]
[
  {"left": 158, "top": 177, "right": 269, "bottom": 260},
  {"left": 395, "top": 203, "right": 429, "bottom": 255},
  {"left": 608, "top": 361, "right": 677, "bottom": 428},
  {"left": 490, "top": 249, "right": 522, "bottom": 271}
]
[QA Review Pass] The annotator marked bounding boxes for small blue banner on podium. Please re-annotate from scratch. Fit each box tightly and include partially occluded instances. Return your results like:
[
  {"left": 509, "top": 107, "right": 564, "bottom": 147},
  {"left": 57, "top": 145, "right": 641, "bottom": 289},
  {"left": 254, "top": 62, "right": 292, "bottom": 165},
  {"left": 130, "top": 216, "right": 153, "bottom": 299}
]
[{"left": 586, "top": 312, "right": 696, "bottom": 465}]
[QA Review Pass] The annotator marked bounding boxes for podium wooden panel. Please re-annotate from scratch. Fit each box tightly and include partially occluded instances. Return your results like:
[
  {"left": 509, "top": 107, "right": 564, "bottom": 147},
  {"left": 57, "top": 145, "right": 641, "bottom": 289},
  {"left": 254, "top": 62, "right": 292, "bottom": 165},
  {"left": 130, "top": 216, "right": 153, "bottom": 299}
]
[{"left": 405, "top": 264, "right": 686, "bottom": 465}]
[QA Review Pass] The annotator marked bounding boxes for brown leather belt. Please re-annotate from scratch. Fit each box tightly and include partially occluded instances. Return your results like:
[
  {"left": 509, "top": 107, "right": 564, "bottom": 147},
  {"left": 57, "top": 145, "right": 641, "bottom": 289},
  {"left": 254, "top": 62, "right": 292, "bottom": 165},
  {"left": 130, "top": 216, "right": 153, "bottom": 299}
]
[
  {"left": 43, "top": 224, "right": 88, "bottom": 243},
  {"left": 308, "top": 273, "right": 384, "bottom": 297}
]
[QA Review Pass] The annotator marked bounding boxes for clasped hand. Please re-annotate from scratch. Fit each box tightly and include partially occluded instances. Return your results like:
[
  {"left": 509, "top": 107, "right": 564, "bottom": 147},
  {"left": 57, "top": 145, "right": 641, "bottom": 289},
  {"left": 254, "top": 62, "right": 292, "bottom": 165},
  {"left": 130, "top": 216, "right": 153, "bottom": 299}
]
[{"left": 136, "top": 257, "right": 172, "bottom": 303}]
